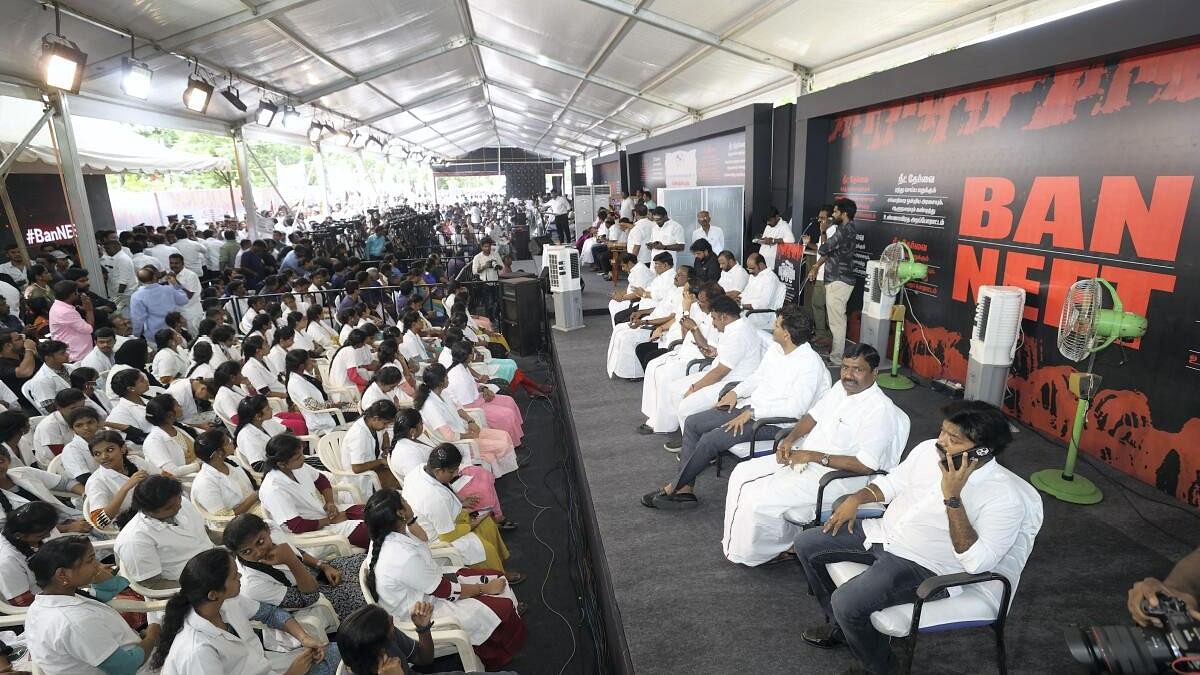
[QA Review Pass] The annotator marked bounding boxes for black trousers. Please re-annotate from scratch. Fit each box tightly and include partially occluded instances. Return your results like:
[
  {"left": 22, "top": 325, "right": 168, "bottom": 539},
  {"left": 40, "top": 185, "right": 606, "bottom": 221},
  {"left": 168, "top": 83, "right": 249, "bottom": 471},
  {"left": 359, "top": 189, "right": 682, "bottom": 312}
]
[
  {"left": 554, "top": 214, "right": 570, "bottom": 243},
  {"left": 635, "top": 341, "right": 669, "bottom": 371},
  {"left": 593, "top": 243, "right": 612, "bottom": 272},
  {"left": 613, "top": 305, "right": 637, "bottom": 325}
]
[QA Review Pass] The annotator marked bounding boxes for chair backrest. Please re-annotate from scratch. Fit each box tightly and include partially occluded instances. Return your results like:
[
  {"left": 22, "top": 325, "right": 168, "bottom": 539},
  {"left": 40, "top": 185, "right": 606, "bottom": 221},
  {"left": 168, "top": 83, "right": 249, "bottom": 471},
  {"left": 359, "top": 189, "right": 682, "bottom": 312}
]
[
  {"left": 81, "top": 494, "right": 119, "bottom": 536},
  {"left": 21, "top": 380, "right": 46, "bottom": 415},
  {"left": 358, "top": 554, "right": 376, "bottom": 604},
  {"left": 889, "top": 406, "right": 911, "bottom": 469},
  {"left": 45, "top": 454, "right": 65, "bottom": 479},
  {"left": 315, "top": 430, "right": 347, "bottom": 473},
  {"left": 991, "top": 476, "right": 1045, "bottom": 608}
]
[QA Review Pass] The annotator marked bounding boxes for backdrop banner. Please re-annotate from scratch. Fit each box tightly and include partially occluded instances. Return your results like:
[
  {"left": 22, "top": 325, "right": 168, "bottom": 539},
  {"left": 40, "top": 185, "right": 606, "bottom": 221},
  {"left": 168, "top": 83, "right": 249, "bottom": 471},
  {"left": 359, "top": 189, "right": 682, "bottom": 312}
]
[{"left": 822, "top": 41, "right": 1200, "bottom": 502}]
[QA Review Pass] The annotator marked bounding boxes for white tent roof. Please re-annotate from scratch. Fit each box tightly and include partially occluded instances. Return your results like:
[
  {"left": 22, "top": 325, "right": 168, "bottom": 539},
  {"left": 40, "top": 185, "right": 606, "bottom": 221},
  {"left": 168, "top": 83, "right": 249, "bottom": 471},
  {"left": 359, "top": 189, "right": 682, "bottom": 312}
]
[
  {"left": 0, "top": 96, "right": 228, "bottom": 174},
  {"left": 0, "top": 0, "right": 1118, "bottom": 161}
]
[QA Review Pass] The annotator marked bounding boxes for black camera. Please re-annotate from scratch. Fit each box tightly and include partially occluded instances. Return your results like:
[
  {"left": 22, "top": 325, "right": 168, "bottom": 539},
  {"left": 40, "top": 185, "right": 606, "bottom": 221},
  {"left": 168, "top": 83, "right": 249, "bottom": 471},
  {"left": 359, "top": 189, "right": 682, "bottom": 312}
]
[{"left": 1066, "top": 594, "right": 1200, "bottom": 673}]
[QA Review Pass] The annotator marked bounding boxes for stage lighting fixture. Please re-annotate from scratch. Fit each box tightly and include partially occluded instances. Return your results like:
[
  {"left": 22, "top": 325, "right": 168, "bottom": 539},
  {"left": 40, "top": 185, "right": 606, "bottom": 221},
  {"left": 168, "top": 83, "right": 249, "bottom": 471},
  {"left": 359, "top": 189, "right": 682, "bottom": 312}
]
[
  {"left": 350, "top": 131, "right": 369, "bottom": 149},
  {"left": 120, "top": 57, "right": 152, "bottom": 100},
  {"left": 219, "top": 86, "right": 247, "bottom": 112},
  {"left": 184, "top": 76, "right": 215, "bottom": 113},
  {"left": 334, "top": 128, "right": 352, "bottom": 146},
  {"left": 307, "top": 121, "right": 324, "bottom": 143},
  {"left": 282, "top": 106, "right": 304, "bottom": 131},
  {"left": 40, "top": 36, "right": 87, "bottom": 94},
  {"left": 367, "top": 135, "right": 384, "bottom": 150},
  {"left": 256, "top": 100, "right": 278, "bottom": 127}
]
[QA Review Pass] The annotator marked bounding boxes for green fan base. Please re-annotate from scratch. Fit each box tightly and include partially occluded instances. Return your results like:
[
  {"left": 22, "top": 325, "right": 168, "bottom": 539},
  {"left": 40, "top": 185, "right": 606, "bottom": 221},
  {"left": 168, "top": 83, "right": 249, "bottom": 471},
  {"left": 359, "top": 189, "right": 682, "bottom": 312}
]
[
  {"left": 1030, "top": 469, "right": 1103, "bottom": 505},
  {"left": 877, "top": 373, "right": 915, "bottom": 390}
]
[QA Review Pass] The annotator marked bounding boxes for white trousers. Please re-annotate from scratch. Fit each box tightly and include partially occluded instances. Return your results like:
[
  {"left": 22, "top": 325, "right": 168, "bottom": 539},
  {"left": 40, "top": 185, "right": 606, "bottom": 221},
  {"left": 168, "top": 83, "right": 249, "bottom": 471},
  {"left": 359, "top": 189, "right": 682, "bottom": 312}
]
[
  {"left": 606, "top": 323, "right": 650, "bottom": 379},
  {"left": 640, "top": 352, "right": 688, "bottom": 433},
  {"left": 668, "top": 372, "right": 725, "bottom": 434}
]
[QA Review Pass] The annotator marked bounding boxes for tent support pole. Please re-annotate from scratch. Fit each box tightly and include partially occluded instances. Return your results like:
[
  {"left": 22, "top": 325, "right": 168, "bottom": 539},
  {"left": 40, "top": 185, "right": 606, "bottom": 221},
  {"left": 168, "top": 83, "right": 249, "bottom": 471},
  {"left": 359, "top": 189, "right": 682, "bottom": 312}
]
[
  {"left": 0, "top": 184, "right": 30, "bottom": 266},
  {"left": 47, "top": 93, "right": 103, "bottom": 284},
  {"left": 0, "top": 107, "right": 54, "bottom": 181},
  {"left": 231, "top": 128, "right": 259, "bottom": 240},
  {"left": 243, "top": 141, "right": 293, "bottom": 215},
  {"left": 314, "top": 146, "right": 330, "bottom": 216}
]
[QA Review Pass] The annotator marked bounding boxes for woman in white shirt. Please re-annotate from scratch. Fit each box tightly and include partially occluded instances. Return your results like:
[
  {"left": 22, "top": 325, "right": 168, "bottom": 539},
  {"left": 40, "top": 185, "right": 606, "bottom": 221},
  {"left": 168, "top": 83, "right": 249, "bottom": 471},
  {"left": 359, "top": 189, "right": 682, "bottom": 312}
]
[
  {"left": 26, "top": 535, "right": 162, "bottom": 675},
  {"left": 340, "top": 401, "right": 399, "bottom": 492},
  {"left": 399, "top": 312, "right": 432, "bottom": 362},
  {"left": 61, "top": 406, "right": 101, "bottom": 483},
  {"left": 360, "top": 366, "right": 412, "bottom": 411},
  {"left": 248, "top": 311, "right": 276, "bottom": 346},
  {"left": 223, "top": 512, "right": 365, "bottom": 623},
  {"left": 84, "top": 430, "right": 158, "bottom": 530},
  {"left": 363, "top": 489, "right": 525, "bottom": 670},
  {"left": 389, "top": 408, "right": 511, "bottom": 528},
  {"left": 234, "top": 395, "right": 288, "bottom": 473},
  {"left": 327, "top": 329, "right": 370, "bottom": 396},
  {"left": 242, "top": 335, "right": 287, "bottom": 398},
  {"left": 151, "top": 328, "right": 190, "bottom": 385},
  {"left": 372, "top": 340, "right": 416, "bottom": 399},
  {"left": 304, "top": 305, "right": 339, "bottom": 354},
  {"left": 0, "top": 502, "right": 59, "bottom": 606},
  {"left": 211, "top": 360, "right": 251, "bottom": 426},
  {"left": 141, "top": 394, "right": 200, "bottom": 479},
  {"left": 414, "top": 365, "right": 518, "bottom": 478},
  {"left": 287, "top": 311, "right": 323, "bottom": 357},
  {"left": 151, "top": 547, "right": 337, "bottom": 675},
  {"left": 112, "top": 475, "right": 212, "bottom": 584},
  {"left": 444, "top": 341, "right": 525, "bottom": 447},
  {"left": 0, "top": 441, "right": 87, "bottom": 530},
  {"left": 105, "top": 368, "right": 152, "bottom": 443},
  {"left": 259, "top": 434, "right": 368, "bottom": 549},
  {"left": 267, "top": 326, "right": 296, "bottom": 376},
  {"left": 191, "top": 429, "right": 259, "bottom": 517},
  {"left": 167, "top": 375, "right": 213, "bottom": 428},
  {"left": 285, "top": 350, "right": 341, "bottom": 435},
  {"left": 0, "top": 410, "right": 34, "bottom": 468},
  {"left": 185, "top": 341, "right": 217, "bottom": 380}
]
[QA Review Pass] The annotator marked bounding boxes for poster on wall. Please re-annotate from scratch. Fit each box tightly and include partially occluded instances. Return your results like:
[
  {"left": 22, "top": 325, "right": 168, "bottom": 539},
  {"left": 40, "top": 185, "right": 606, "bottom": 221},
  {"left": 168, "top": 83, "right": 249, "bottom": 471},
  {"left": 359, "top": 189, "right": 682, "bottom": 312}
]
[
  {"left": 823, "top": 41, "right": 1200, "bottom": 501},
  {"left": 637, "top": 132, "right": 746, "bottom": 190}
]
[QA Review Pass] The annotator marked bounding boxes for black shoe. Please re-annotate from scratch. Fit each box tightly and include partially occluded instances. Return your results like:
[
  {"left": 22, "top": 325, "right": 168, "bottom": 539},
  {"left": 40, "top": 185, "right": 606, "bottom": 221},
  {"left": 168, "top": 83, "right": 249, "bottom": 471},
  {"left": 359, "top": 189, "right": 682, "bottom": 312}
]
[
  {"left": 664, "top": 440, "right": 682, "bottom": 453},
  {"left": 636, "top": 423, "right": 655, "bottom": 435},
  {"left": 498, "top": 520, "right": 518, "bottom": 531},
  {"left": 801, "top": 624, "right": 845, "bottom": 649},
  {"left": 640, "top": 489, "right": 698, "bottom": 510}
]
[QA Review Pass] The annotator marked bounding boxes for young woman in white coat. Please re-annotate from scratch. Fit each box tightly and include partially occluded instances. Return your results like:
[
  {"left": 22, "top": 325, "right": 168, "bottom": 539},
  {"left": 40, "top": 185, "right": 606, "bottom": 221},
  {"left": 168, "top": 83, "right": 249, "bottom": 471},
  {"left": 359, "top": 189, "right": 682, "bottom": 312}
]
[
  {"left": 84, "top": 430, "right": 158, "bottom": 530},
  {"left": 112, "top": 476, "right": 212, "bottom": 585},
  {"left": 150, "top": 547, "right": 338, "bottom": 675},
  {"left": 363, "top": 489, "right": 526, "bottom": 671},
  {"left": 191, "top": 429, "right": 259, "bottom": 518},
  {"left": 413, "top": 364, "right": 518, "bottom": 478},
  {"left": 259, "top": 434, "right": 369, "bottom": 549},
  {"left": 141, "top": 394, "right": 200, "bottom": 479},
  {"left": 26, "top": 535, "right": 161, "bottom": 675},
  {"left": 284, "top": 349, "right": 342, "bottom": 435}
]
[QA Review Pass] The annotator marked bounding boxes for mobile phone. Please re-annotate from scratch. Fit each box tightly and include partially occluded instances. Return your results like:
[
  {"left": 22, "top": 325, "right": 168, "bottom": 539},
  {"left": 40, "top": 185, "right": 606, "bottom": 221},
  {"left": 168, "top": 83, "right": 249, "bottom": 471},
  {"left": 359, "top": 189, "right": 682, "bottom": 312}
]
[{"left": 941, "top": 446, "right": 992, "bottom": 470}]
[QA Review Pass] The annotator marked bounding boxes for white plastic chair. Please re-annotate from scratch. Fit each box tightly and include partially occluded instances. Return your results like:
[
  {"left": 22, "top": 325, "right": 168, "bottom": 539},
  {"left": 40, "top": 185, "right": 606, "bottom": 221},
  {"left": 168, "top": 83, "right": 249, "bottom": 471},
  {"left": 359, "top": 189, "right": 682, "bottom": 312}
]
[
  {"left": 315, "top": 430, "right": 382, "bottom": 495},
  {"left": 358, "top": 556, "right": 483, "bottom": 673},
  {"left": 81, "top": 494, "right": 120, "bottom": 536},
  {"left": 822, "top": 479, "right": 1044, "bottom": 674},
  {"left": 21, "top": 381, "right": 49, "bottom": 415}
]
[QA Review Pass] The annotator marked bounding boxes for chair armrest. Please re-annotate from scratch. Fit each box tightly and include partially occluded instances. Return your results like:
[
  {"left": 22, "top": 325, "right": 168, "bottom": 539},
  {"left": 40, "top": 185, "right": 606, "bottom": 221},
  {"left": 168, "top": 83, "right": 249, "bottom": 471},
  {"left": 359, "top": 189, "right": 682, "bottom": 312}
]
[
  {"left": 811, "top": 469, "right": 889, "bottom": 526},
  {"left": 685, "top": 357, "right": 713, "bottom": 375},
  {"left": 744, "top": 308, "right": 778, "bottom": 316},
  {"left": 333, "top": 482, "right": 364, "bottom": 504},
  {"left": 916, "top": 571, "right": 1010, "bottom": 601},
  {"left": 109, "top": 597, "right": 168, "bottom": 612},
  {"left": 748, "top": 417, "right": 797, "bottom": 457}
]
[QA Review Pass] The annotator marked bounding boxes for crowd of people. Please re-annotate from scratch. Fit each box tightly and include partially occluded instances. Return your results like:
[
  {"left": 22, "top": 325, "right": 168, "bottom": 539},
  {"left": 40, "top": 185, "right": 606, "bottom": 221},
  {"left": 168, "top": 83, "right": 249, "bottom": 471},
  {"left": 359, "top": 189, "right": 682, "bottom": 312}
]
[
  {"left": 0, "top": 207, "right": 557, "bottom": 674},
  {"left": 600, "top": 194, "right": 1052, "bottom": 675}
]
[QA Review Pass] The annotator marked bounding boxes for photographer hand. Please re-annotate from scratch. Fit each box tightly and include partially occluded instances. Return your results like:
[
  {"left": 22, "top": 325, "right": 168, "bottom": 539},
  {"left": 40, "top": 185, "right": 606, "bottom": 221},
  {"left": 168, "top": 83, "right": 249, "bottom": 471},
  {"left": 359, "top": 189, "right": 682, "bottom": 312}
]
[{"left": 1128, "top": 578, "right": 1200, "bottom": 626}]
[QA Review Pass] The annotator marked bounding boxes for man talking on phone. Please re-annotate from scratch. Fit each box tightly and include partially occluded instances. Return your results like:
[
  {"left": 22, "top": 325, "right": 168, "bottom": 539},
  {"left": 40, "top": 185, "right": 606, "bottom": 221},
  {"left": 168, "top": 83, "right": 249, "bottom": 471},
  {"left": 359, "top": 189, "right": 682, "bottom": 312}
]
[{"left": 791, "top": 400, "right": 1041, "bottom": 675}]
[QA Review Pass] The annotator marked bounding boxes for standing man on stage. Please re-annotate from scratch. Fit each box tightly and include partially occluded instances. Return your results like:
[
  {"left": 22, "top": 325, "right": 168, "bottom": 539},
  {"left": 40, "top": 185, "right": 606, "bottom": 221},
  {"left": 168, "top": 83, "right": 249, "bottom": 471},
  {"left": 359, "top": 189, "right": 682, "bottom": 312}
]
[
  {"left": 756, "top": 207, "right": 795, "bottom": 271},
  {"left": 813, "top": 198, "right": 859, "bottom": 366},
  {"left": 803, "top": 205, "right": 835, "bottom": 352},
  {"left": 691, "top": 210, "right": 724, "bottom": 256},
  {"left": 549, "top": 191, "right": 571, "bottom": 244}
]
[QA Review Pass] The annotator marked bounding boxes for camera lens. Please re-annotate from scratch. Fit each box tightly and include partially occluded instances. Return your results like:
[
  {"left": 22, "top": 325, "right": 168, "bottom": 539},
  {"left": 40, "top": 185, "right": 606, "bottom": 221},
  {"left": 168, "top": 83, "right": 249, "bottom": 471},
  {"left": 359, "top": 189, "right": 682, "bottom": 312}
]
[{"left": 1065, "top": 625, "right": 1174, "bottom": 674}]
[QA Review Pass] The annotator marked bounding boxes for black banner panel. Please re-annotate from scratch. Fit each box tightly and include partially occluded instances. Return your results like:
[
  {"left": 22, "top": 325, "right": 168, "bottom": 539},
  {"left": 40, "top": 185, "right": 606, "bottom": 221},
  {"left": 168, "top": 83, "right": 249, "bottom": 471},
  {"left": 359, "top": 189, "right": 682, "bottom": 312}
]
[
  {"left": 821, "top": 41, "right": 1200, "bottom": 501},
  {"left": 635, "top": 131, "right": 746, "bottom": 190}
]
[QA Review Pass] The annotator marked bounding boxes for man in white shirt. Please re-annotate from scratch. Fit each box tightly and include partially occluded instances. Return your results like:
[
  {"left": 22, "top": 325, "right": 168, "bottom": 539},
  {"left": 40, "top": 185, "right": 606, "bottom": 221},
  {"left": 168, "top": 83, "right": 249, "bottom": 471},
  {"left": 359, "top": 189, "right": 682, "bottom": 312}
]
[
  {"left": 793, "top": 399, "right": 1039, "bottom": 675},
  {"left": 722, "top": 344, "right": 904, "bottom": 566},
  {"left": 171, "top": 228, "right": 208, "bottom": 278},
  {"left": 637, "top": 283, "right": 723, "bottom": 435},
  {"left": 146, "top": 234, "right": 181, "bottom": 271},
  {"left": 691, "top": 210, "right": 725, "bottom": 256},
  {"left": 646, "top": 206, "right": 685, "bottom": 266},
  {"left": 200, "top": 230, "right": 222, "bottom": 279},
  {"left": 660, "top": 294, "right": 765, "bottom": 445},
  {"left": 548, "top": 191, "right": 571, "bottom": 244},
  {"left": 619, "top": 191, "right": 635, "bottom": 221},
  {"left": 100, "top": 239, "right": 136, "bottom": 317},
  {"left": 718, "top": 251, "right": 750, "bottom": 297},
  {"left": 129, "top": 241, "right": 160, "bottom": 273},
  {"left": 471, "top": 237, "right": 502, "bottom": 320},
  {"left": 740, "top": 252, "right": 787, "bottom": 330},
  {"left": 756, "top": 207, "right": 795, "bottom": 271},
  {"left": 469, "top": 203, "right": 482, "bottom": 226},
  {"left": 626, "top": 205, "right": 655, "bottom": 265},
  {"left": 0, "top": 245, "right": 28, "bottom": 290},
  {"left": 803, "top": 205, "right": 836, "bottom": 348},
  {"left": 609, "top": 253, "right": 655, "bottom": 325},
  {"left": 605, "top": 253, "right": 676, "bottom": 379},
  {"left": 168, "top": 254, "right": 203, "bottom": 334},
  {"left": 643, "top": 305, "right": 817, "bottom": 509}
]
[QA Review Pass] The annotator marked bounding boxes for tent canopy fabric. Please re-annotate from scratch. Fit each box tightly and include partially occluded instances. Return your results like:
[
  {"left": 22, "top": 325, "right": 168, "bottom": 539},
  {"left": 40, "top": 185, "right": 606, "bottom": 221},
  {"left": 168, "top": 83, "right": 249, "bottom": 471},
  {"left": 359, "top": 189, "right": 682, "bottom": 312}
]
[
  {"left": 0, "top": 0, "right": 1110, "bottom": 162},
  {"left": 0, "top": 97, "right": 229, "bottom": 174}
]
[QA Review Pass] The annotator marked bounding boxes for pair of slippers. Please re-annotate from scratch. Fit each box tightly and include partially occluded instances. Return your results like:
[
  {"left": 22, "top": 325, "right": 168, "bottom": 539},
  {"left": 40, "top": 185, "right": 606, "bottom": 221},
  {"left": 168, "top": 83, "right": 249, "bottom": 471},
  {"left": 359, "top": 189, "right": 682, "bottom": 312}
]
[{"left": 640, "top": 489, "right": 698, "bottom": 509}]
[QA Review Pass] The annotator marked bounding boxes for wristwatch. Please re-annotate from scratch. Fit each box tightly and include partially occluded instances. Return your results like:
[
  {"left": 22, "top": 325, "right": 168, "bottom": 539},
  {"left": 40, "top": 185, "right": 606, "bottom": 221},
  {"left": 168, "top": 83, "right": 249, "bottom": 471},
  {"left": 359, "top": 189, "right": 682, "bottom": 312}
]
[
  {"left": 819, "top": 454, "right": 830, "bottom": 467},
  {"left": 943, "top": 496, "right": 963, "bottom": 509}
]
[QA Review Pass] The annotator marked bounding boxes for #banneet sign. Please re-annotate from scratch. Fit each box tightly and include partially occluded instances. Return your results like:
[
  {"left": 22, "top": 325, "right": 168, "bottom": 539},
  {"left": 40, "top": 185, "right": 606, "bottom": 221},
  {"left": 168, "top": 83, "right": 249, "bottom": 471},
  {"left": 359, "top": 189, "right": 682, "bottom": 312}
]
[
  {"left": 25, "top": 223, "right": 77, "bottom": 245},
  {"left": 824, "top": 41, "right": 1200, "bottom": 502}
]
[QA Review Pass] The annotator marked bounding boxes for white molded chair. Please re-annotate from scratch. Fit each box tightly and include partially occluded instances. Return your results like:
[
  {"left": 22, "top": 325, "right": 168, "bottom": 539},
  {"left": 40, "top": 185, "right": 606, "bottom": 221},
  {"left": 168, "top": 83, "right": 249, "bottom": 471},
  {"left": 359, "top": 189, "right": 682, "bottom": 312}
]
[
  {"left": 358, "top": 556, "right": 483, "bottom": 673},
  {"left": 21, "top": 381, "right": 49, "bottom": 415},
  {"left": 315, "top": 430, "right": 382, "bottom": 495},
  {"left": 81, "top": 494, "right": 120, "bottom": 536},
  {"left": 822, "top": 479, "right": 1044, "bottom": 675}
]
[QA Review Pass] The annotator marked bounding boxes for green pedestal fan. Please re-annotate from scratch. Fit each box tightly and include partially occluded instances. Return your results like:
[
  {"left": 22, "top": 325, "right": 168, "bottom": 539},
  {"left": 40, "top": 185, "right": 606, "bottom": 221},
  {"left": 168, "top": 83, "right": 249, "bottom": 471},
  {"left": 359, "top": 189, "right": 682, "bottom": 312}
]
[
  {"left": 1030, "top": 278, "right": 1147, "bottom": 504},
  {"left": 875, "top": 241, "right": 929, "bottom": 390}
]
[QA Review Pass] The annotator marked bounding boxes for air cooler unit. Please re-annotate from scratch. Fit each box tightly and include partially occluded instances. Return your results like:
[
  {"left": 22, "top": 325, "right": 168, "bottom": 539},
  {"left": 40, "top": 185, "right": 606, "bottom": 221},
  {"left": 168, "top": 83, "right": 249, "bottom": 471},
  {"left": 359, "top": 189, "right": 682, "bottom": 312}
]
[
  {"left": 965, "top": 285, "right": 1026, "bottom": 406},
  {"left": 545, "top": 245, "right": 584, "bottom": 332},
  {"left": 859, "top": 260, "right": 897, "bottom": 366}
]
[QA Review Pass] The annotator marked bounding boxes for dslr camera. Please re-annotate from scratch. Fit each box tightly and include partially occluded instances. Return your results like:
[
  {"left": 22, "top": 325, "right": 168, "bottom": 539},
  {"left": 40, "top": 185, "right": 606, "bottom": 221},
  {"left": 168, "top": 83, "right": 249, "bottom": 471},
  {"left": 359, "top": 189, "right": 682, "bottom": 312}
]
[{"left": 1067, "top": 593, "right": 1200, "bottom": 673}]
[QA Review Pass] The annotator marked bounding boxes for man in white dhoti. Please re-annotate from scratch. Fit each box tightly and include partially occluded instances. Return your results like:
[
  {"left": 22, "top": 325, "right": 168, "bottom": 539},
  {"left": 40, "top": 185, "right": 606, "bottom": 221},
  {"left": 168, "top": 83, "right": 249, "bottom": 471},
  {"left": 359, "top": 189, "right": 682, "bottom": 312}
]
[
  {"left": 658, "top": 295, "right": 765, "bottom": 447},
  {"left": 608, "top": 253, "right": 655, "bottom": 325},
  {"left": 637, "top": 283, "right": 722, "bottom": 435},
  {"left": 605, "top": 253, "right": 677, "bottom": 380},
  {"left": 718, "top": 251, "right": 750, "bottom": 298},
  {"left": 740, "top": 252, "right": 787, "bottom": 331},
  {"left": 721, "top": 344, "right": 907, "bottom": 566},
  {"left": 641, "top": 306, "right": 828, "bottom": 509}
]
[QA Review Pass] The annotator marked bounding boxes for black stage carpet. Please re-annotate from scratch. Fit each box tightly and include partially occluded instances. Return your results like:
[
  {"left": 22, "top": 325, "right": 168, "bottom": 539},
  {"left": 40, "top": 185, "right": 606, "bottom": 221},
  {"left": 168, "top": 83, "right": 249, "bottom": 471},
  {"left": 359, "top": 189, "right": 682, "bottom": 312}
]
[{"left": 553, "top": 318, "right": 1200, "bottom": 675}]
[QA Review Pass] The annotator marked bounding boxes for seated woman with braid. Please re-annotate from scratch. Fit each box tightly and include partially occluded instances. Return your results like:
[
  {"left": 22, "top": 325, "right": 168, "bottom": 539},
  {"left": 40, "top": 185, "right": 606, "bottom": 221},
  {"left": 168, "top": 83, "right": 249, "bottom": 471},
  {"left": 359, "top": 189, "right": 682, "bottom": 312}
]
[
  {"left": 223, "top": 512, "right": 366, "bottom": 623},
  {"left": 259, "top": 434, "right": 368, "bottom": 549},
  {"left": 150, "top": 547, "right": 339, "bottom": 674},
  {"left": 112, "top": 476, "right": 213, "bottom": 587},
  {"left": 364, "top": 489, "right": 526, "bottom": 671},
  {"left": 84, "top": 430, "right": 158, "bottom": 530},
  {"left": 413, "top": 364, "right": 517, "bottom": 478}
]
